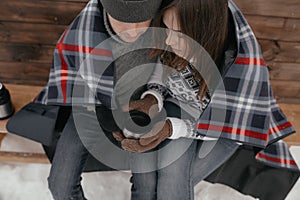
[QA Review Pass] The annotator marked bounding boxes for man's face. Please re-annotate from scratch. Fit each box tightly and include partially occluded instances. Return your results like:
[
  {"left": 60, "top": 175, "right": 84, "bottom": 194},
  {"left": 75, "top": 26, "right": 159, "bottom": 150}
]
[{"left": 108, "top": 14, "right": 151, "bottom": 42}]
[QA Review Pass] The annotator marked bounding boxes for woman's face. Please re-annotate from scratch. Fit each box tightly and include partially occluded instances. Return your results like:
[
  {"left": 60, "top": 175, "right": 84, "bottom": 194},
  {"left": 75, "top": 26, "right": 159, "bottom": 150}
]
[{"left": 163, "top": 7, "right": 188, "bottom": 58}]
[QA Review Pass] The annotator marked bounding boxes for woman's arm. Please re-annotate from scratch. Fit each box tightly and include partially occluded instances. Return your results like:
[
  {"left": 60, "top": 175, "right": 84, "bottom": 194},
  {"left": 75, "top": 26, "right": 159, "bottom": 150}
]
[{"left": 167, "top": 117, "right": 217, "bottom": 141}]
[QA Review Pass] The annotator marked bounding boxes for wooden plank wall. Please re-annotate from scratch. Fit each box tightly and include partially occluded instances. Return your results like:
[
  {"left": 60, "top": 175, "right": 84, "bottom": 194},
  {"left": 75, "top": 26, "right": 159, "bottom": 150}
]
[{"left": 0, "top": 0, "right": 88, "bottom": 85}]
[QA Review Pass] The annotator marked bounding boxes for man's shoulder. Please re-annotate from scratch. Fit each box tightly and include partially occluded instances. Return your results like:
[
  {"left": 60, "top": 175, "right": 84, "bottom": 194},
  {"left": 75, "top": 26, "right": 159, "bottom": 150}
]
[{"left": 68, "top": 0, "right": 107, "bottom": 35}]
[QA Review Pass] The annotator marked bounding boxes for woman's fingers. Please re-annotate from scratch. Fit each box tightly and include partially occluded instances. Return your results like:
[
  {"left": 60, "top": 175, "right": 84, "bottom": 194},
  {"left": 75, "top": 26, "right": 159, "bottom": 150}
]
[
  {"left": 121, "top": 139, "right": 144, "bottom": 152},
  {"left": 121, "top": 138, "right": 160, "bottom": 152},
  {"left": 112, "top": 132, "right": 125, "bottom": 142}
]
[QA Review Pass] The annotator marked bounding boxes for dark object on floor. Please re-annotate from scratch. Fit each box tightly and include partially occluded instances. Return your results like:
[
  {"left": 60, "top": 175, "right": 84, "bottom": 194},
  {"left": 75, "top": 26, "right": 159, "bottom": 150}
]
[
  {"left": 6, "top": 102, "right": 60, "bottom": 146},
  {"left": 0, "top": 83, "right": 14, "bottom": 119}
]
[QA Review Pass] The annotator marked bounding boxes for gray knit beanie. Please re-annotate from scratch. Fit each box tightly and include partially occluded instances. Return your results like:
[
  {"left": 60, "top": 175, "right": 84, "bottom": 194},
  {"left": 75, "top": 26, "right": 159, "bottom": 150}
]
[{"left": 100, "top": 0, "right": 163, "bottom": 23}]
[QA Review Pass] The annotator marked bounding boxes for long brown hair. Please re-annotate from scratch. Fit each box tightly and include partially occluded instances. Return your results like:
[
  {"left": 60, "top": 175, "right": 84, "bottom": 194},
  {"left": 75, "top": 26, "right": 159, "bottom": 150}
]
[{"left": 151, "top": 0, "right": 229, "bottom": 99}]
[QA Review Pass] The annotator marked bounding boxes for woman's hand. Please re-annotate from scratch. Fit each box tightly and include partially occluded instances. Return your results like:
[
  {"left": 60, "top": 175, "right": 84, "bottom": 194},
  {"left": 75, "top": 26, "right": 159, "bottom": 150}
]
[
  {"left": 112, "top": 132, "right": 125, "bottom": 142},
  {"left": 120, "top": 120, "right": 172, "bottom": 153}
]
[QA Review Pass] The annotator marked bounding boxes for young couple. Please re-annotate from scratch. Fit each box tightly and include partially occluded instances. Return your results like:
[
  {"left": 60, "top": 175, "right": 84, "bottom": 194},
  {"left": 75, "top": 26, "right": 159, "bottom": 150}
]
[{"left": 36, "top": 0, "right": 299, "bottom": 199}]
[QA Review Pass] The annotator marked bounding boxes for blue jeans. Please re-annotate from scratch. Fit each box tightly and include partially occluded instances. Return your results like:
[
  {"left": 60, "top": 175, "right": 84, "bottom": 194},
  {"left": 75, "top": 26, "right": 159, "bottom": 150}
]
[
  {"left": 47, "top": 106, "right": 132, "bottom": 199},
  {"left": 130, "top": 138, "right": 239, "bottom": 200},
  {"left": 48, "top": 114, "right": 89, "bottom": 200}
]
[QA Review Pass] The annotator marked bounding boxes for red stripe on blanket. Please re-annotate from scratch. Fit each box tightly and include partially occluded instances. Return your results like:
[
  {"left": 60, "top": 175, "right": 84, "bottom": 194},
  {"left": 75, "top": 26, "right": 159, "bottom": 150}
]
[
  {"left": 197, "top": 124, "right": 268, "bottom": 141},
  {"left": 256, "top": 152, "right": 297, "bottom": 166},
  {"left": 268, "top": 121, "right": 293, "bottom": 135},
  {"left": 235, "top": 57, "right": 266, "bottom": 66},
  {"left": 57, "top": 43, "right": 112, "bottom": 57},
  {"left": 55, "top": 30, "right": 112, "bottom": 103},
  {"left": 56, "top": 31, "right": 68, "bottom": 103}
]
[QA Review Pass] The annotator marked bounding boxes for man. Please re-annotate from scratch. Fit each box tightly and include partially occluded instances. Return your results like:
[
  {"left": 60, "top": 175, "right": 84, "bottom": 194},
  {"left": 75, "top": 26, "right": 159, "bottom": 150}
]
[{"left": 34, "top": 0, "right": 170, "bottom": 199}]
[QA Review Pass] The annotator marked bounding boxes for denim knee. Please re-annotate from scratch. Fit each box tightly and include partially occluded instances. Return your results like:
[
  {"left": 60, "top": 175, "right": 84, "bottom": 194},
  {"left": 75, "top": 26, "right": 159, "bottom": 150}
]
[
  {"left": 131, "top": 172, "right": 157, "bottom": 200},
  {"left": 48, "top": 174, "right": 69, "bottom": 200},
  {"left": 155, "top": 140, "right": 197, "bottom": 200},
  {"left": 48, "top": 175, "right": 86, "bottom": 200}
]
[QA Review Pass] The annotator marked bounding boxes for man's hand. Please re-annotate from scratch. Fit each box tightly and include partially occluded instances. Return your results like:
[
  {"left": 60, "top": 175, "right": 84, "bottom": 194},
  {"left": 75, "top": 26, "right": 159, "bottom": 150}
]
[
  {"left": 112, "top": 94, "right": 159, "bottom": 144},
  {"left": 122, "top": 94, "right": 159, "bottom": 118},
  {"left": 120, "top": 120, "right": 172, "bottom": 152}
]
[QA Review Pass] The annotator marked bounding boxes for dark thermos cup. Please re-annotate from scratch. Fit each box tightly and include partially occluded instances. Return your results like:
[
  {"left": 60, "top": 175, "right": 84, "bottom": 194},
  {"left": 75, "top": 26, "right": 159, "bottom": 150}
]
[{"left": 0, "top": 83, "right": 14, "bottom": 119}]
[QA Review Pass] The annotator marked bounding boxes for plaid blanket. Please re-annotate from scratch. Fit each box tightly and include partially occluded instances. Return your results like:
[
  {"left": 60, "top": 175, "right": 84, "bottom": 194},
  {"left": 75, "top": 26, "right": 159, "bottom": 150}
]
[
  {"left": 35, "top": 0, "right": 298, "bottom": 171},
  {"left": 36, "top": 0, "right": 114, "bottom": 108},
  {"left": 195, "top": 1, "right": 298, "bottom": 170}
]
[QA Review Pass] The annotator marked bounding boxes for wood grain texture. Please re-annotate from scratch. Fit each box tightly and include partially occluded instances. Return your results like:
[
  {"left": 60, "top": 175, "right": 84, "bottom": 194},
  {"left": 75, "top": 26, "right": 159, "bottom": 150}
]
[
  {"left": 0, "top": 133, "right": 6, "bottom": 147},
  {"left": 271, "top": 80, "right": 300, "bottom": 101},
  {"left": 234, "top": 0, "right": 300, "bottom": 18},
  {"left": 0, "top": 43, "right": 54, "bottom": 63},
  {"left": 0, "top": 0, "right": 87, "bottom": 25},
  {"left": 0, "top": 151, "right": 49, "bottom": 163},
  {"left": 245, "top": 16, "right": 300, "bottom": 42},
  {"left": 0, "top": 22, "right": 66, "bottom": 45},
  {"left": 269, "top": 63, "right": 300, "bottom": 81},
  {"left": 259, "top": 40, "right": 300, "bottom": 64},
  {"left": 281, "top": 103, "right": 300, "bottom": 146},
  {"left": 0, "top": 61, "right": 50, "bottom": 85}
]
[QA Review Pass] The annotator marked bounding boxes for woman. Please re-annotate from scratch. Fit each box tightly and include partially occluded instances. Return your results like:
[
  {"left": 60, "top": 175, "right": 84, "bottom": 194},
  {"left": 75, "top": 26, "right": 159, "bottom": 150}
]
[{"left": 115, "top": 0, "right": 299, "bottom": 199}]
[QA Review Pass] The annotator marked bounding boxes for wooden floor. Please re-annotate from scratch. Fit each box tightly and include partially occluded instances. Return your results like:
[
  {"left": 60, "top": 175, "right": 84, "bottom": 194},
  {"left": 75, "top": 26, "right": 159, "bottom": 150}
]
[{"left": 0, "top": 84, "right": 49, "bottom": 163}]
